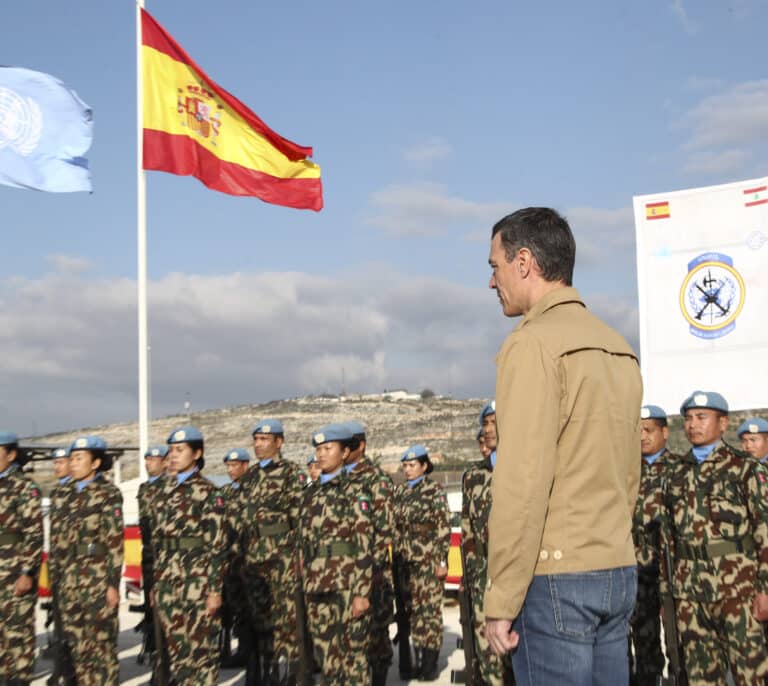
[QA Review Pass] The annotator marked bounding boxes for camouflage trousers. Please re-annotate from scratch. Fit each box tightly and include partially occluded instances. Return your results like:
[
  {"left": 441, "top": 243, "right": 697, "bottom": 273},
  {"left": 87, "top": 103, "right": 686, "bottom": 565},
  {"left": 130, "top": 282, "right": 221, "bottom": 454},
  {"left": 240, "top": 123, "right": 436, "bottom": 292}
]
[
  {"left": 368, "top": 565, "right": 395, "bottom": 669},
  {"left": 244, "top": 558, "right": 299, "bottom": 665},
  {"left": 155, "top": 577, "right": 220, "bottom": 685},
  {"left": 629, "top": 570, "right": 664, "bottom": 685},
  {"left": 677, "top": 595, "right": 768, "bottom": 685},
  {"left": 306, "top": 589, "right": 370, "bottom": 684},
  {"left": 59, "top": 587, "right": 119, "bottom": 685},
  {"left": 471, "top": 581, "right": 513, "bottom": 685},
  {"left": 0, "top": 585, "right": 37, "bottom": 680},
  {"left": 404, "top": 563, "right": 443, "bottom": 651}
]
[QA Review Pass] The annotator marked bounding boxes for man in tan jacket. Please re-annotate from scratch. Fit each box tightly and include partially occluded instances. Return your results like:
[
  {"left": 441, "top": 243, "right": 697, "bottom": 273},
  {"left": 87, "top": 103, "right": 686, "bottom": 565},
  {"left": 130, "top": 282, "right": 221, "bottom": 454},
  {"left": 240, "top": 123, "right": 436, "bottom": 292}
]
[{"left": 484, "top": 207, "right": 642, "bottom": 686}]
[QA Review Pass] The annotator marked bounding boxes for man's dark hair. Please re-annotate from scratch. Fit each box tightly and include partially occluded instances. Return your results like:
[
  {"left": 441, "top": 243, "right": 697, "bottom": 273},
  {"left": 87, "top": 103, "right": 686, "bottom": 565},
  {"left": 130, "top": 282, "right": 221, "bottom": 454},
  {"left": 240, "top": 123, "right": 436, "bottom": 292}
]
[
  {"left": 491, "top": 207, "right": 576, "bottom": 286},
  {"left": 650, "top": 418, "right": 668, "bottom": 429}
]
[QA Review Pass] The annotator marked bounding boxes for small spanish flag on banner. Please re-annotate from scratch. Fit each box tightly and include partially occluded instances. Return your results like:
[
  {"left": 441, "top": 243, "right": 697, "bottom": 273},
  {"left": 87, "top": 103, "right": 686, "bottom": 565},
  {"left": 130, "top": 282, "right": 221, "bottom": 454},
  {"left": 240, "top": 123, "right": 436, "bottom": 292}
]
[
  {"left": 645, "top": 201, "right": 670, "bottom": 220},
  {"left": 141, "top": 9, "right": 322, "bottom": 210}
]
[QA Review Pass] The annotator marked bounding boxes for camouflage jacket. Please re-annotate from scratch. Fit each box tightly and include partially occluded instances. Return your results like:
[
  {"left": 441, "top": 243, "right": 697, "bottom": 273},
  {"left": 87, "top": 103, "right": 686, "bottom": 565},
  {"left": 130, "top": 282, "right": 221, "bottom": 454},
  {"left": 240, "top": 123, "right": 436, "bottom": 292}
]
[
  {"left": 346, "top": 459, "right": 394, "bottom": 569},
  {"left": 0, "top": 465, "right": 43, "bottom": 584},
  {"left": 299, "top": 470, "right": 374, "bottom": 597},
  {"left": 47, "top": 478, "right": 73, "bottom": 581},
  {"left": 138, "top": 476, "right": 166, "bottom": 570},
  {"left": 660, "top": 442, "right": 768, "bottom": 602},
  {"left": 152, "top": 470, "right": 226, "bottom": 592},
  {"left": 632, "top": 449, "right": 679, "bottom": 571},
  {"left": 52, "top": 474, "right": 124, "bottom": 589},
  {"left": 236, "top": 458, "right": 306, "bottom": 565},
  {"left": 393, "top": 476, "right": 451, "bottom": 567},
  {"left": 461, "top": 459, "right": 492, "bottom": 588}
]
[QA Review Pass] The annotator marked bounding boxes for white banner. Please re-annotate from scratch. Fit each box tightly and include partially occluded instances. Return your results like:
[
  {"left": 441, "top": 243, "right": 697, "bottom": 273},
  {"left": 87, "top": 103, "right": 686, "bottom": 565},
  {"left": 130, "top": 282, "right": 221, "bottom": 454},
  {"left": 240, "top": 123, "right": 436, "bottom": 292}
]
[{"left": 634, "top": 176, "right": 768, "bottom": 414}]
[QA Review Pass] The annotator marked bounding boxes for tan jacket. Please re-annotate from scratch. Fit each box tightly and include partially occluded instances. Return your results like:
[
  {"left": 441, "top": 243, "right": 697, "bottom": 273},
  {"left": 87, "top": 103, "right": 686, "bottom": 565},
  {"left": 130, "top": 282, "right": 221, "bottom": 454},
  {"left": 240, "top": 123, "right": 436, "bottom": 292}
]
[{"left": 485, "top": 287, "right": 642, "bottom": 619}]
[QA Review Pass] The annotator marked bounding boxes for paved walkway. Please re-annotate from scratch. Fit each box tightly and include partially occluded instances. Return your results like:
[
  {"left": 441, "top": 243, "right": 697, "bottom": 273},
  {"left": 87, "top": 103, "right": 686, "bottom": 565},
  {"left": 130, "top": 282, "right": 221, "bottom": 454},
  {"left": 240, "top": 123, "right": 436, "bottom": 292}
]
[{"left": 31, "top": 597, "right": 465, "bottom": 685}]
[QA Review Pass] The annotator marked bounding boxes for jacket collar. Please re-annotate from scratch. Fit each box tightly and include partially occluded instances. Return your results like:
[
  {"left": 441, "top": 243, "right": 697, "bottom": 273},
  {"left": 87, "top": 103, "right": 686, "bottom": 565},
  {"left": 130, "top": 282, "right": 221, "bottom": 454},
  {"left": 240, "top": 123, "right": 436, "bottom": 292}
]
[{"left": 518, "top": 286, "right": 584, "bottom": 329}]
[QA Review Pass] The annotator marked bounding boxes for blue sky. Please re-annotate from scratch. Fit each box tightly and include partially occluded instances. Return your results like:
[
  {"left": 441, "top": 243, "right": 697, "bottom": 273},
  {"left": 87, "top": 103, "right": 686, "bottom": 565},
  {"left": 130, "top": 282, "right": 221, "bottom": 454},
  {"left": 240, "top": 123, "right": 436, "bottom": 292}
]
[{"left": 2, "top": 0, "right": 767, "bottom": 435}]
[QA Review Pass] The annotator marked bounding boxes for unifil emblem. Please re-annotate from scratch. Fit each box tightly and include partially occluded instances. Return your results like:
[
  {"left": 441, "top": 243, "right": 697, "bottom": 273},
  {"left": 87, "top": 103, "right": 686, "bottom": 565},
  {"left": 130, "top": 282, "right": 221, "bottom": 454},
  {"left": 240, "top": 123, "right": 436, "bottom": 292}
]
[
  {"left": 0, "top": 86, "right": 42, "bottom": 156},
  {"left": 679, "top": 252, "right": 745, "bottom": 340}
]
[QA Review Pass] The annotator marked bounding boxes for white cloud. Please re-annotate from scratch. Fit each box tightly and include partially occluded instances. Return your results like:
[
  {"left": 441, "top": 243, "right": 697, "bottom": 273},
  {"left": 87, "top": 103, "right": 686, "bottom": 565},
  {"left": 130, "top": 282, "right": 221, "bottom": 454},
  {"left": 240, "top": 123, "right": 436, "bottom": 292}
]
[
  {"left": 366, "top": 182, "right": 509, "bottom": 237},
  {"left": 403, "top": 137, "right": 454, "bottom": 164},
  {"left": 670, "top": 0, "right": 696, "bottom": 32},
  {"left": 681, "top": 80, "right": 768, "bottom": 151},
  {"left": 681, "top": 148, "right": 751, "bottom": 175},
  {"left": 46, "top": 254, "right": 91, "bottom": 274}
]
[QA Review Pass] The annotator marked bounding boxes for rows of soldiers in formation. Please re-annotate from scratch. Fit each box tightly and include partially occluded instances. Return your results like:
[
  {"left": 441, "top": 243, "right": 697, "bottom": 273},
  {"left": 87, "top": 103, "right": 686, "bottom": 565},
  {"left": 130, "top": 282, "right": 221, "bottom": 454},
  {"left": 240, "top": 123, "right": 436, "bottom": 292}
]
[
  {"left": 2, "top": 389, "right": 768, "bottom": 685},
  {"left": 0, "top": 416, "right": 458, "bottom": 686}
]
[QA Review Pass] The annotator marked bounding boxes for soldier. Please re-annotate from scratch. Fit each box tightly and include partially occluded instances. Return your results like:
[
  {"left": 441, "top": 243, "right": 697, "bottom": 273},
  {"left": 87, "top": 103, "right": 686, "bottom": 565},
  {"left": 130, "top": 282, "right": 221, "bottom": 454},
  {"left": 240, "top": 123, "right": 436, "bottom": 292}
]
[
  {"left": 53, "top": 435, "right": 123, "bottom": 685},
  {"left": 0, "top": 431, "right": 43, "bottom": 686},
  {"left": 48, "top": 446, "right": 73, "bottom": 577},
  {"left": 220, "top": 447, "right": 250, "bottom": 668},
  {"left": 660, "top": 391, "right": 768, "bottom": 684},
  {"left": 236, "top": 418, "right": 307, "bottom": 683},
  {"left": 630, "top": 405, "right": 677, "bottom": 686},
  {"left": 393, "top": 445, "right": 451, "bottom": 681},
  {"left": 152, "top": 426, "right": 226, "bottom": 685},
  {"left": 300, "top": 423, "right": 374, "bottom": 683},
  {"left": 461, "top": 404, "right": 514, "bottom": 686},
  {"left": 477, "top": 428, "right": 490, "bottom": 460},
  {"left": 136, "top": 446, "right": 168, "bottom": 672},
  {"left": 738, "top": 418, "right": 768, "bottom": 463},
  {"left": 306, "top": 453, "right": 322, "bottom": 485},
  {"left": 342, "top": 420, "right": 395, "bottom": 686}
]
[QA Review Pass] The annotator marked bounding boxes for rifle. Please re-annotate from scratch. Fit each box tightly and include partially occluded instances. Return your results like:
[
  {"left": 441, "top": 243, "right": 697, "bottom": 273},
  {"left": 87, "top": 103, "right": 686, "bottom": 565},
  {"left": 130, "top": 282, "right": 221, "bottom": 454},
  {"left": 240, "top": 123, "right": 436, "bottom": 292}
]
[
  {"left": 391, "top": 553, "right": 415, "bottom": 679},
  {"left": 151, "top": 598, "right": 170, "bottom": 686},
  {"left": 130, "top": 513, "right": 156, "bottom": 665},
  {"left": 451, "top": 543, "right": 480, "bottom": 685},
  {"left": 47, "top": 584, "right": 76, "bottom": 686},
  {"left": 218, "top": 580, "right": 234, "bottom": 665},
  {"left": 660, "top": 478, "right": 687, "bottom": 686}
]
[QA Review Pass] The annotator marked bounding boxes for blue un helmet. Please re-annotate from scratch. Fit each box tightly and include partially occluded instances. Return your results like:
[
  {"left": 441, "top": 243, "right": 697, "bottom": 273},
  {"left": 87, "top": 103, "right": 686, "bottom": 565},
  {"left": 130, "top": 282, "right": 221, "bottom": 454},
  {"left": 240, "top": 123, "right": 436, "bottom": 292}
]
[
  {"left": 737, "top": 417, "right": 768, "bottom": 438},
  {"left": 252, "top": 419, "right": 284, "bottom": 437},
  {"left": 401, "top": 444, "right": 433, "bottom": 474},
  {"left": 479, "top": 401, "right": 496, "bottom": 426},
  {"left": 167, "top": 426, "right": 205, "bottom": 469},
  {"left": 640, "top": 405, "right": 668, "bottom": 426},
  {"left": 144, "top": 445, "right": 169, "bottom": 459},
  {"left": 223, "top": 448, "right": 250, "bottom": 463},
  {"left": 312, "top": 423, "right": 354, "bottom": 447},
  {"left": 679, "top": 391, "right": 729, "bottom": 416},
  {"left": 70, "top": 435, "right": 112, "bottom": 471}
]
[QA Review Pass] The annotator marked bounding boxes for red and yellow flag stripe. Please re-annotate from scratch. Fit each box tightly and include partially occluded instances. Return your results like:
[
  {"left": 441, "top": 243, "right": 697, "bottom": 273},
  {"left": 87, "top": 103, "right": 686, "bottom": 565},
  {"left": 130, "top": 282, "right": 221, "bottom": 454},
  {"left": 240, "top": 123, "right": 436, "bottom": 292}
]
[
  {"left": 141, "top": 9, "right": 322, "bottom": 210},
  {"left": 645, "top": 201, "right": 670, "bottom": 220}
]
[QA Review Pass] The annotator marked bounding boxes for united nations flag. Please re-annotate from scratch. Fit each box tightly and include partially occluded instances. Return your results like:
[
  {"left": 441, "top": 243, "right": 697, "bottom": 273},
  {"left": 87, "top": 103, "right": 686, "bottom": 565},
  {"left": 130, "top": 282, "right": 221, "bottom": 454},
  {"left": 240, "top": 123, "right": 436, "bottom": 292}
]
[{"left": 0, "top": 66, "right": 92, "bottom": 192}]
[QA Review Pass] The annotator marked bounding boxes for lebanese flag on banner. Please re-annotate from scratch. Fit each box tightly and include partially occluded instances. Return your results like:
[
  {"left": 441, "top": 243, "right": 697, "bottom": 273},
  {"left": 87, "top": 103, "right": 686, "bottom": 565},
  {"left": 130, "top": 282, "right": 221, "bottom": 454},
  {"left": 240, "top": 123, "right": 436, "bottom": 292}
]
[
  {"left": 140, "top": 9, "right": 322, "bottom": 210},
  {"left": 743, "top": 185, "right": 768, "bottom": 207}
]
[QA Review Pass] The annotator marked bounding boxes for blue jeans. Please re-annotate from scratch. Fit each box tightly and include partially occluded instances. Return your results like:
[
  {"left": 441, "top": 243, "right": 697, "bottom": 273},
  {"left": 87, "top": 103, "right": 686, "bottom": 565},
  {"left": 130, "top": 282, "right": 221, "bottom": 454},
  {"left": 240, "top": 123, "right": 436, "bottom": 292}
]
[{"left": 511, "top": 566, "right": 637, "bottom": 686}]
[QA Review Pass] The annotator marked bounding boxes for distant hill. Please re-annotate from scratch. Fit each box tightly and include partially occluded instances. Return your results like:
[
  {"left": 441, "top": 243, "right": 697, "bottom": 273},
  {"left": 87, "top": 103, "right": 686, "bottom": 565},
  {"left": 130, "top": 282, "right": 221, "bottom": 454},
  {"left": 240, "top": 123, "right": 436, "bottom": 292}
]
[{"left": 23, "top": 392, "right": 766, "bottom": 495}]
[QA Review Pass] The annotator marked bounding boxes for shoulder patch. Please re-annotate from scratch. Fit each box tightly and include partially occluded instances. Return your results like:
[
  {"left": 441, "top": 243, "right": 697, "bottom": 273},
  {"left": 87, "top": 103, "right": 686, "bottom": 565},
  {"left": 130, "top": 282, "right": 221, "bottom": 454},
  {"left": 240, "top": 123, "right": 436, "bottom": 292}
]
[
  {"left": 359, "top": 495, "right": 372, "bottom": 513},
  {"left": 114, "top": 507, "right": 122, "bottom": 518},
  {"left": 30, "top": 487, "right": 40, "bottom": 498},
  {"left": 215, "top": 495, "right": 225, "bottom": 509},
  {"left": 299, "top": 473, "right": 307, "bottom": 483}
]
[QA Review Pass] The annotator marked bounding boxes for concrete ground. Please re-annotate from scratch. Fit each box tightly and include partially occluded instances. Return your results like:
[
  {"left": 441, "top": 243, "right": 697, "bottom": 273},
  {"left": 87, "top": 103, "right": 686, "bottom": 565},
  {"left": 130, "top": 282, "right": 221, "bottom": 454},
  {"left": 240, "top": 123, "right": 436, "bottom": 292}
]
[{"left": 30, "top": 596, "right": 465, "bottom": 685}]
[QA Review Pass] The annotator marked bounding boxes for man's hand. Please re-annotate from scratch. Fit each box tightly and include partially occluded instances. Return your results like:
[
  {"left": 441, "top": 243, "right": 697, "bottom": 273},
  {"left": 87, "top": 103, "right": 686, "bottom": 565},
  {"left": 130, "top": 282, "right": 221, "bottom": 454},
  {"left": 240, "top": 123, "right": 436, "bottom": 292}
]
[
  {"left": 106, "top": 585, "right": 119, "bottom": 610},
  {"left": 14, "top": 574, "right": 33, "bottom": 597},
  {"left": 486, "top": 618, "right": 519, "bottom": 656},
  {"left": 351, "top": 595, "right": 370, "bottom": 618},
  {"left": 205, "top": 591, "right": 222, "bottom": 617},
  {"left": 436, "top": 564, "right": 448, "bottom": 580},
  {"left": 752, "top": 592, "right": 768, "bottom": 621}
]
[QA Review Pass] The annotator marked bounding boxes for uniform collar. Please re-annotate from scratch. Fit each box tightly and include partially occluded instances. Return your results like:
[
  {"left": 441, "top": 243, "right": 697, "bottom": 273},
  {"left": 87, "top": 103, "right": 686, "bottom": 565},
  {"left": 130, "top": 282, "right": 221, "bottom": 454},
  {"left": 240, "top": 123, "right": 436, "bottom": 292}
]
[
  {"left": 176, "top": 466, "right": 199, "bottom": 486},
  {"left": 643, "top": 448, "right": 666, "bottom": 465},
  {"left": 320, "top": 468, "right": 342, "bottom": 485},
  {"left": 407, "top": 475, "right": 425, "bottom": 489},
  {"left": 0, "top": 465, "right": 14, "bottom": 480},
  {"left": 518, "top": 286, "right": 584, "bottom": 329},
  {"left": 76, "top": 474, "right": 99, "bottom": 493}
]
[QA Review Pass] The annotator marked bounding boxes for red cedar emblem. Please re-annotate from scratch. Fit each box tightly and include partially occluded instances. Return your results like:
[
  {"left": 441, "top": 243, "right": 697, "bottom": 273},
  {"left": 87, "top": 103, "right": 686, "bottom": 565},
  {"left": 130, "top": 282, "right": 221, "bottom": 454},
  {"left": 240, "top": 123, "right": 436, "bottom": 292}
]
[
  {"left": 360, "top": 500, "right": 370, "bottom": 511},
  {"left": 115, "top": 508, "right": 122, "bottom": 517},
  {"left": 759, "top": 472, "right": 767, "bottom": 484},
  {"left": 216, "top": 496, "right": 224, "bottom": 507},
  {"left": 31, "top": 489, "right": 40, "bottom": 497}
]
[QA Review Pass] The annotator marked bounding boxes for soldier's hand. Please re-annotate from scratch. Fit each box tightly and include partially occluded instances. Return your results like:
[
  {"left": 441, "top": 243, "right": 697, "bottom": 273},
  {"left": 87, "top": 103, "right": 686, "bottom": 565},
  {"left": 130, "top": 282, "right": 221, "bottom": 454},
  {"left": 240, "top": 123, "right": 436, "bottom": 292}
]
[
  {"left": 752, "top": 592, "right": 768, "bottom": 621},
  {"left": 351, "top": 595, "right": 370, "bottom": 618},
  {"left": 436, "top": 564, "right": 448, "bottom": 580},
  {"left": 205, "top": 591, "right": 223, "bottom": 617},
  {"left": 486, "top": 618, "right": 519, "bottom": 656},
  {"left": 14, "top": 574, "right": 33, "bottom": 597},
  {"left": 106, "top": 585, "right": 119, "bottom": 610}
]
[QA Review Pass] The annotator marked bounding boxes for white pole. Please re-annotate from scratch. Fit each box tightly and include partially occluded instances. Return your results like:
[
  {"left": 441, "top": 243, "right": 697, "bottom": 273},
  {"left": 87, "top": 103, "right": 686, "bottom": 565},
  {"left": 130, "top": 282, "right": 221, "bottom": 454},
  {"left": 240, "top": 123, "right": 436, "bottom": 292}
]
[{"left": 137, "top": 0, "right": 149, "bottom": 481}]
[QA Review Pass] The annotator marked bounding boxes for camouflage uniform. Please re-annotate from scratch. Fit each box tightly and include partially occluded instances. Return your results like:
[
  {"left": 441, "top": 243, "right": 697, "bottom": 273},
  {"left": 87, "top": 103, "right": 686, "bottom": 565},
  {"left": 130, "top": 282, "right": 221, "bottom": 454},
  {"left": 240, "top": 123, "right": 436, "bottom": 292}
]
[
  {"left": 461, "top": 459, "right": 513, "bottom": 685},
  {"left": 152, "top": 470, "right": 226, "bottom": 685},
  {"left": 630, "top": 448, "right": 678, "bottom": 685},
  {"left": 137, "top": 475, "right": 165, "bottom": 663},
  {"left": 660, "top": 442, "right": 768, "bottom": 685},
  {"left": 220, "top": 481, "right": 249, "bottom": 662},
  {"left": 346, "top": 459, "right": 395, "bottom": 674},
  {"left": 0, "top": 464, "right": 43, "bottom": 683},
  {"left": 236, "top": 458, "right": 307, "bottom": 677},
  {"left": 299, "top": 470, "right": 374, "bottom": 683},
  {"left": 393, "top": 476, "right": 451, "bottom": 653},
  {"left": 53, "top": 474, "right": 123, "bottom": 685}
]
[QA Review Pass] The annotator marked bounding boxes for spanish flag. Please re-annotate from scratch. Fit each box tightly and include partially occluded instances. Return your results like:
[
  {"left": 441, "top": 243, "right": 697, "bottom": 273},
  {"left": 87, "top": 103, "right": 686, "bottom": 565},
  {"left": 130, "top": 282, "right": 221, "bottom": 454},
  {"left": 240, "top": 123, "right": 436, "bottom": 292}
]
[
  {"left": 141, "top": 9, "right": 322, "bottom": 210},
  {"left": 645, "top": 201, "right": 670, "bottom": 220}
]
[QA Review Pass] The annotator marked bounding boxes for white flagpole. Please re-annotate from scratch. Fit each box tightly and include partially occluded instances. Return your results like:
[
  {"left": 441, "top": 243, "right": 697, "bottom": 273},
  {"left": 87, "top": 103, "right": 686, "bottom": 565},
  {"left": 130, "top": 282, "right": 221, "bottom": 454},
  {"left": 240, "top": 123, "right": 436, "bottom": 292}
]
[{"left": 137, "top": 0, "right": 149, "bottom": 480}]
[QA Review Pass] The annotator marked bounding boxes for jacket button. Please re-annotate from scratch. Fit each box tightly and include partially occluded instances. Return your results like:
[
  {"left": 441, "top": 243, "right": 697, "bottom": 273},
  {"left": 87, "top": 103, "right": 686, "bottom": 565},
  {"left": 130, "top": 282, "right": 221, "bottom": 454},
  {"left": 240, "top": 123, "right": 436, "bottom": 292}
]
[
  {"left": 553, "top": 550, "right": 563, "bottom": 560},
  {"left": 539, "top": 550, "right": 549, "bottom": 561}
]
